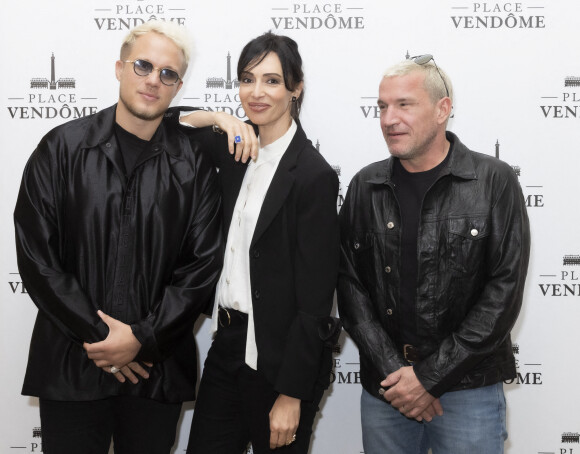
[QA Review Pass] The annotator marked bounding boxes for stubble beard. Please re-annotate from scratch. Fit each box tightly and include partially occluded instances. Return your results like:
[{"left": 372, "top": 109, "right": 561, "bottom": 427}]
[
  {"left": 387, "top": 127, "right": 438, "bottom": 163},
  {"left": 119, "top": 93, "right": 165, "bottom": 122}
]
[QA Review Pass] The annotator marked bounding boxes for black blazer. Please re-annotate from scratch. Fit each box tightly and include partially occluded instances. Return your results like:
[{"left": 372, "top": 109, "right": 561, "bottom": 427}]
[{"left": 184, "top": 118, "right": 340, "bottom": 401}]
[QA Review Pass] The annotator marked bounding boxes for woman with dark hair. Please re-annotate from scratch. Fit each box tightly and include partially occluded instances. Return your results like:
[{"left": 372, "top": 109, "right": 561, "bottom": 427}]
[{"left": 180, "top": 32, "right": 340, "bottom": 453}]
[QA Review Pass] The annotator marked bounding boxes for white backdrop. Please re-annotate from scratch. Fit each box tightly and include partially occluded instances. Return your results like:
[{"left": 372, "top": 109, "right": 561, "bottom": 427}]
[{"left": 1, "top": 1, "right": 580, "bottom": 453}]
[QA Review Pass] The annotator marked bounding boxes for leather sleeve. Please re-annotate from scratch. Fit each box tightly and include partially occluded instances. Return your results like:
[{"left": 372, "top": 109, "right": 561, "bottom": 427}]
[
  {"left": 336, "top": 174, "right": 407, "bottom": 382},
  {"left": 14, "top": 134, "right": 109, "bottom": 344},
  {"left": 132, "top": 137, "right": 224, "bottom": 362},
  {"left": 414, "top": 163, "right": 530, "bottom": 397}
]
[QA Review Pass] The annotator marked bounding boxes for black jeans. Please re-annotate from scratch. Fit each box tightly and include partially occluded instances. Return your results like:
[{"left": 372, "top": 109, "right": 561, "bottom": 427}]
[
  {"left": 187, "top": 321, "right": 324, "bottom": 454},
  {"left": 39, "top": 395, "right": 181, "bottom": 454}
]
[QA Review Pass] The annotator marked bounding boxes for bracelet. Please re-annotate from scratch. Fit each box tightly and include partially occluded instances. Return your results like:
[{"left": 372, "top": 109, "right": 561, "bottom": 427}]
[{"left": 212, "top": 112, "right": 224, "bottom": 134}]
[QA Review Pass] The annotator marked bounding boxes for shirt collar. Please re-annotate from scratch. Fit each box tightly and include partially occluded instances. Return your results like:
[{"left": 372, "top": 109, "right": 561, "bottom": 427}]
[{"left": 254, "top": 119, "right": 297, "bottom": 166}]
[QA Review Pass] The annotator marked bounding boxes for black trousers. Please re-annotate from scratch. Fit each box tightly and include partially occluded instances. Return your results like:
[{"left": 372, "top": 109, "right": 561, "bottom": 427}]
[
  {"left": 187, "top": 319, "right": 324, "bottom": 454},
  {"left": 39, "top": 395, "right": 182, "bottom": 454}
]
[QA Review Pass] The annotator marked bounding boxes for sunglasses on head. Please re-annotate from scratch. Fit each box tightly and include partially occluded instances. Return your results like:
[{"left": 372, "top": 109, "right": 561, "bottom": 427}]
[{"left": 410, "top": 54, "right": 450, "bottom": 99}]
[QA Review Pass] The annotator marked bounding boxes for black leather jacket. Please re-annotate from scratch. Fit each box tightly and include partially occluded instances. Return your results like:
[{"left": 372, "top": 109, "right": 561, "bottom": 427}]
[
  {"left": 14, "top": 105, "right": 223, "bottom": 403},
  {"left": 337, "top": 132, "right": 530, "bottom": 399}
]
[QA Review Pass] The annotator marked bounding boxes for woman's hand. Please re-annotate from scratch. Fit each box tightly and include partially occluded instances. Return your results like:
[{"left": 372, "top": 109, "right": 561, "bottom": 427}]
[
  {"left": 180, "top": 110, "right": 258, "bottom": 163},
  {"left": 269, "top": 394, "right": 301, "bottom": 449}
]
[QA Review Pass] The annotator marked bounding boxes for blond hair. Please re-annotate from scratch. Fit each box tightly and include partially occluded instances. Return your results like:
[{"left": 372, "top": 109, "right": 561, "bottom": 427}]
[
  {"left": 120, "top": 20, "right": 192, "bottom": 73},
  {"left": 383, "top": 58, "right": 453, "bottom": 105}
]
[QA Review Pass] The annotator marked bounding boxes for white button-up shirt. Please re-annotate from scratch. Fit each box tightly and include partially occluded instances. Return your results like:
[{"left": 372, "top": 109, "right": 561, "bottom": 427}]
[{"left": 211, "top": 120, "right": 297, "bottom": 369}]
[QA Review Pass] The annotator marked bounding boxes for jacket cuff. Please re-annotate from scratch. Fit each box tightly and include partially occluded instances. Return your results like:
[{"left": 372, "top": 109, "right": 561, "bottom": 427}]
[
  {"left": 413, "top": 362, "right": 447, "bottom": 398},
  {"left": 131, "top": 321, "right": 161, "bottom": 363}
]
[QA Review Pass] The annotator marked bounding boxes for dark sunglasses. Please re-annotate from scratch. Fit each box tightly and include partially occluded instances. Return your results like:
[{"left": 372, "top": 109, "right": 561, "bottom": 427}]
[{"left": 124, "top": 59, "right": 181, "bottom": 86}]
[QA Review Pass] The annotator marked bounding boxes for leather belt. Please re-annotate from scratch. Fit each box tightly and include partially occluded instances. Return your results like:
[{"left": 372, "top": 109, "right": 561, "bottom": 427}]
[{"left": 218, "top": 307, "right": 248, "bottom": 328}]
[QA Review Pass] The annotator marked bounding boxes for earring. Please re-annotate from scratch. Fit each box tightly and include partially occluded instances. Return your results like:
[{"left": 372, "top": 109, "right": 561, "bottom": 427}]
[{"left": 291, "top": 96, "right": 297, "bottom": 102}]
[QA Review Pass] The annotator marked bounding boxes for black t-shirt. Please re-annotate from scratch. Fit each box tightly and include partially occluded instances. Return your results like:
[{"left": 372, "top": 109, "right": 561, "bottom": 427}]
[
  {"left": 114, "top": 122, "right": 150, "bottom": 176},
  {"left": 391, "top": 151, "right": 451, "bottom": 346}
]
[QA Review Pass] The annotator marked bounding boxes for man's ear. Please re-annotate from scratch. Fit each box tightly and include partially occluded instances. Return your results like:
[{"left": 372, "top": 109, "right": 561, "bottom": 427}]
[
  {"left": 115, "top": 60, "right": 124, "bottom": 82},
  {"left": 437, "top": 96, "right": 453, "bottom": 125}
]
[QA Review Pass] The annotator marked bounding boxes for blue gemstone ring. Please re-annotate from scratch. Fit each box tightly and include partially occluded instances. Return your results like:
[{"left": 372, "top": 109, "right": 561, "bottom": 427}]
[{"left": 234, "top": 135, "right": 242, "bottom": 143}]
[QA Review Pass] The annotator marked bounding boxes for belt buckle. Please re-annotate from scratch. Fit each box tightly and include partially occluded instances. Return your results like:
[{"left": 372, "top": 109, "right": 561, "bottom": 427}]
[
  {"left": 403, "top": 344, "right": 416, "bottom": 363},
  {"left": 218, "top": 307, "right": 231, "bottom": 328}
]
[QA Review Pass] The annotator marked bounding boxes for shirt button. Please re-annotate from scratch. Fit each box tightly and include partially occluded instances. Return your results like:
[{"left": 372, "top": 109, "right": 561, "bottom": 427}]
[
  {"left": 105, "top": 142, "right": 112, "bottom": 148},
  {"left": 386, "top": 309, "right": 393, "bottom": 315},
  {"left": 254, "top": 290, "right": 261, "bottom": 299},
  {"left": 231, "top": 246, "right": 235, "bottom": 252},
  {"left": 384, "top": 266, "right": 391, "bottom": 273},
  {"left": 354, "top": 242, "right": 360, "bottom": 250},
  {"left": 253, "top": 250, "right": 260, "bottom": 258},
  {"left": 471, "top": 229, "right": 479, "bottom": 237},
  {"left": 387, "top": 222, "right": 395, "bottom": 229}
]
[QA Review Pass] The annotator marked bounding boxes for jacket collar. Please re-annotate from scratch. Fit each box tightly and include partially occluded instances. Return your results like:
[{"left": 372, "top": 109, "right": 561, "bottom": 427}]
[
  {"left": 80, "top": 104, "right": 117, "bottom": 149},
  {"left": 250, "top": 120, "right": 308, "bottom": 247},
  {"left": 273, "top": 119, "right": 307, "bottom": 171},
  {"left": 444, "top": 131, "right": 478, "bottom": 180},
  {"left": 366, "top": 131, "right": 478, "bottom": 185},
  {"left": 80, "top": 104, "right": 183, "bottom": 159}
]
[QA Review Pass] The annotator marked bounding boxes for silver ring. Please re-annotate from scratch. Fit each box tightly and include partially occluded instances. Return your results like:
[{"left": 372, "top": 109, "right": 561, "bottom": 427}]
[{"left": 110, "top": 366, "right": 120, "bottom": 374}]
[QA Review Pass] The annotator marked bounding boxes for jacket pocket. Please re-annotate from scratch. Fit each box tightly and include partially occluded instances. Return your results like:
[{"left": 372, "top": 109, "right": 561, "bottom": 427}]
[
  {"left": 447, "top": 216, "right": 490, "bottom": 274},
  {"left": 350, "top": 233, "right": 376, "bottom": 283},
  {"left": 350, "top": 234, "right": 373, "bottom": 254}
]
